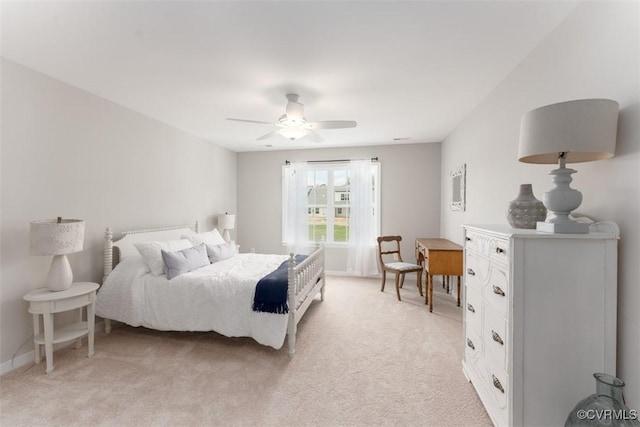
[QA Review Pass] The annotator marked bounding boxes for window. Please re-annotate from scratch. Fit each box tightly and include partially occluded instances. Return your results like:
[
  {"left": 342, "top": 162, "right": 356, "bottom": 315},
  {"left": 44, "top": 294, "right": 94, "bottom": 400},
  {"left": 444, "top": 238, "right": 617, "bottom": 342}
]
[{"left": 283, "top": 162, "right": 380, "bottom": 245}]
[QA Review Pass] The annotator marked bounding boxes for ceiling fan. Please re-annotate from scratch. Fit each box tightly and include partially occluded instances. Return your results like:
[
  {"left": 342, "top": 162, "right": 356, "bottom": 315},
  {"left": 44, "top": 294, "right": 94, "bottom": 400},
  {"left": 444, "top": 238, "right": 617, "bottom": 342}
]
[{"left": 226, "top": 94, "right": 357, "bottom": 142}]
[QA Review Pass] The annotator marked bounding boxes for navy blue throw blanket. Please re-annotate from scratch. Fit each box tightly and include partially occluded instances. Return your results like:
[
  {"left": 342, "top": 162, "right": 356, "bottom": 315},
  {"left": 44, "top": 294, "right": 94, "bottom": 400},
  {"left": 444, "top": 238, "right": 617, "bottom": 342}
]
[{"left": 252, "top": 255, "right": 308, "bottom": 314}]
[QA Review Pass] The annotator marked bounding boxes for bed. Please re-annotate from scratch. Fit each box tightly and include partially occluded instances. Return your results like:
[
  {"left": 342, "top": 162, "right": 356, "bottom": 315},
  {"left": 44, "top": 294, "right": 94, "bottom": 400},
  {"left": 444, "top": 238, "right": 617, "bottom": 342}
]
[{"left": 96, "top": 223, "right": 325, "bottom": 356}]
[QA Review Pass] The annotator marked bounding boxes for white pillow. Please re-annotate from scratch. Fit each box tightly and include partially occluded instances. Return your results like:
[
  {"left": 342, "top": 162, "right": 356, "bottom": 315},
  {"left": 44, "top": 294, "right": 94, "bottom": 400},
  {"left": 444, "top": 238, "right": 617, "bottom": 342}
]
[
  {"left": 134, "top": 239, "right": 193, "bottom": 276},
  {"left": 182, "top": 229, "right": 225, "bottom": 247}
]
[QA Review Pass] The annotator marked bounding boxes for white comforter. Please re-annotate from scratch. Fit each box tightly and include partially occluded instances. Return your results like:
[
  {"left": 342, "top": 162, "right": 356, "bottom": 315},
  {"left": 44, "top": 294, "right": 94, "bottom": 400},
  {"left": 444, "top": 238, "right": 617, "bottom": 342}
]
[{"left": 96, "top": 253, "right": 290, "bottom": 349}]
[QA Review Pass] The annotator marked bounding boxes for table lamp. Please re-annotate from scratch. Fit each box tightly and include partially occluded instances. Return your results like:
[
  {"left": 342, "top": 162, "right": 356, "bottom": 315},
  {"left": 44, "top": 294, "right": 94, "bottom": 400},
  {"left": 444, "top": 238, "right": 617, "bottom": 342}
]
[
  {"left": 30, "top": 217, "right": 85, "bottom": 291},
  {"left": 518, "top": 99, "right": 618, "bottom": 233},
  {"left": 218, "top": 213, "right": 235, "bottom": 242}
]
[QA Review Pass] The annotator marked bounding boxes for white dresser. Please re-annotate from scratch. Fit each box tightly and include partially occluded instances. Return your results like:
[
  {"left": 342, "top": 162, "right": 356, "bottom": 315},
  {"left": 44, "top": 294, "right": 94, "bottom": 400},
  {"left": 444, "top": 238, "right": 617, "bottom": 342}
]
[{"left": 461, "top": 223, "right": 618, "bottom": 427}]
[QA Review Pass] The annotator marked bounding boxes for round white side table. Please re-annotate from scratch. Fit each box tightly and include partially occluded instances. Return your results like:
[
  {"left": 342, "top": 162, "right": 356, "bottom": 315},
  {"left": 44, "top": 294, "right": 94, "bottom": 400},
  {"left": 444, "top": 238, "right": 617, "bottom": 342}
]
[{"left": 23, "top": 282, "right": 99, "bottom": 374}]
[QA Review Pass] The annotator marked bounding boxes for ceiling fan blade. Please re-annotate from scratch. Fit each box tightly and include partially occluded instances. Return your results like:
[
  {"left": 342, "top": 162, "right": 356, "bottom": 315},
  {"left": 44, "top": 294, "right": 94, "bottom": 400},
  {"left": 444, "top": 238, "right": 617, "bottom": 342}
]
[
  {"left": 304, "top": 131, "right": 324, "bottom": 143},
  {"left": 306, "top": 120, "right": 357, "bottom": 130},
  {"left": 227, "top": 118, "right": 273, "bottom": 125},
  {"left": 256, "top": 130, "right": 280, "bottom": 141}
]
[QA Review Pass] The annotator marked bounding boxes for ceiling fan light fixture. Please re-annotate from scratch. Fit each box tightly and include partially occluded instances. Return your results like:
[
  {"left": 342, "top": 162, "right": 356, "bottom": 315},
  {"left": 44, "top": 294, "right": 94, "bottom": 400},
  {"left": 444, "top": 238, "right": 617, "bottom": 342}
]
[
  {"left": 278, "top": 115, "right": 305, "bottom": 127},
  {"left": 227, "top": 93, "right": 356, "bottom": 143},
  {"left": 279, "top": 127, "right": 308, "bottom": 141}
]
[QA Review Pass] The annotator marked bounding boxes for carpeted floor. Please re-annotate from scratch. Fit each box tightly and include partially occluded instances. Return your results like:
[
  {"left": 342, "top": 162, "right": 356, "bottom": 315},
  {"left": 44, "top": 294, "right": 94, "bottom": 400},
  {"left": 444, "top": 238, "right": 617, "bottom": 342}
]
[{"left": 0, "top": 276, "right": 491, "bottom": 427}]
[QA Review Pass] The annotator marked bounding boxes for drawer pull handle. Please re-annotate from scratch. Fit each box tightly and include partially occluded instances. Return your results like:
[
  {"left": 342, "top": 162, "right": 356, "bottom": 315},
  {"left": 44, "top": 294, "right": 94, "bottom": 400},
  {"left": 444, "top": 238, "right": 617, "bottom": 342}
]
[
  {"left": 467, "top": 303, "right": 475, "bottom": 313},
  {"left": 492, "top": 286, "right": 505, "bottom": 297},
  {"left": 492, "top": 330, "right": 504, "bottom": 345},
  {"left": 495, "top": 247, "right": 505, "bottom": 254},
  {"left": 492, "top": 375, "right": 505, "bottom": 393},
  {"left": 467, "top": 338, "right": 475, "bottom": 350},
  {"left": 466, "top": 236, "right": 471, "bottom": 241},
  {"left": 467, "top": 268, "right": 476, "bottom": 276}
]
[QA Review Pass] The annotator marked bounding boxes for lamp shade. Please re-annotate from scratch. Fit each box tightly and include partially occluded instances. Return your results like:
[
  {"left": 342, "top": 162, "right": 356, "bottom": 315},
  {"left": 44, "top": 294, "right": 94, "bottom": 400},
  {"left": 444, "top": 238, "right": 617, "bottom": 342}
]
[
  {"left": 518, "top": 99, "right": 618, "bottom": 164},
  {"left": 218, "top": 214, "right": 235, "bottom": 231},
  {"left": 30, "top": 219, "right": 85, "bottom": 255}
]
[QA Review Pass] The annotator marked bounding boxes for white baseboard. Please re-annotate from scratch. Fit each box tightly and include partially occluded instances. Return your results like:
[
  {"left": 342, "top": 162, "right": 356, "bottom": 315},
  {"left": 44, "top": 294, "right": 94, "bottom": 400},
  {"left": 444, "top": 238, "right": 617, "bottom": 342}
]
[
  {"left": 0, "top": 320, "right": 106, "bottom": 376},
  {"left": 0, "top": 350, "right": 34, "bottom": 375},
  {"left": 325, "top": 270, "right": 420, "bottom": 283}
]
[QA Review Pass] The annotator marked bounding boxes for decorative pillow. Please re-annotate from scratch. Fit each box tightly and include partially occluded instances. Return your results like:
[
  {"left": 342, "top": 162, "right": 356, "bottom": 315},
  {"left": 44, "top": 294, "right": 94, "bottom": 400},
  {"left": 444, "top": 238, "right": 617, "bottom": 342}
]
[
  {"left": 134, "top": 239, "right": 193, "bottom": 276},
  {"left": 182, "top": 229, "right": 225, "bottom": 247},
  {"left": 206, "top": 241, "right": 237, "bottom": 264},
  {"left": 161, "top": 243, "right": 210, "bottom": 280}
]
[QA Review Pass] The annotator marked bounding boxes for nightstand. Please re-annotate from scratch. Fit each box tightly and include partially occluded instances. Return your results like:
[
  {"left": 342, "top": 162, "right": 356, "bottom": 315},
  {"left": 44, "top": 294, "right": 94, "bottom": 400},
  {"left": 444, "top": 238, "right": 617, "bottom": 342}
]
[{"left": 23, "top": 282, "right": 99, "bottom": 374}]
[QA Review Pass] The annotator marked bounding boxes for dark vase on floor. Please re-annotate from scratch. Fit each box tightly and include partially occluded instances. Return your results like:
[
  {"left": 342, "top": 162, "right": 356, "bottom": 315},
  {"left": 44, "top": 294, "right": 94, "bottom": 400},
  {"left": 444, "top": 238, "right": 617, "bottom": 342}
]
[
  {"left": 506, "top": 183, "right": 546, "bottom": 229},
  {"left": 565, "top": 373, "right": 640, "bottom": 426}
]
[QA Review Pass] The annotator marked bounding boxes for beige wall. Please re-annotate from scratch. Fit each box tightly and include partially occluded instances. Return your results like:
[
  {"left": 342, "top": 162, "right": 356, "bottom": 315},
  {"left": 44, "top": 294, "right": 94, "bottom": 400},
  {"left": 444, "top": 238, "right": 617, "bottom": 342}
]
[
  {"left": 237, "top": 143, "right": 441, "bottom": 272},
  {"left": 440, "top": 2, "right": 639, "bottom": 405},
  {"left": 0, "top": 59, "right": 237, "bottom": 369}
]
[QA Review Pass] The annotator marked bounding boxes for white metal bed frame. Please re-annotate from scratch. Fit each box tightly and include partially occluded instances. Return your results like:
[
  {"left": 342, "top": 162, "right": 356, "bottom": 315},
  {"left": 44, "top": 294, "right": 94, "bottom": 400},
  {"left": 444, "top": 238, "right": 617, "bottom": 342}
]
[{"left": 102, "top": 222, "right": 326, "bottom": 356}]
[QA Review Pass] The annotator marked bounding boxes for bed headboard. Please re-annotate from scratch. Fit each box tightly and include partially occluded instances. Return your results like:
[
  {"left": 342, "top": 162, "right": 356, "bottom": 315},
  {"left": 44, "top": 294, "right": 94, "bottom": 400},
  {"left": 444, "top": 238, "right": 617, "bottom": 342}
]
[{"left": 103, "top": 221, "right": 198, "bottom": 282}]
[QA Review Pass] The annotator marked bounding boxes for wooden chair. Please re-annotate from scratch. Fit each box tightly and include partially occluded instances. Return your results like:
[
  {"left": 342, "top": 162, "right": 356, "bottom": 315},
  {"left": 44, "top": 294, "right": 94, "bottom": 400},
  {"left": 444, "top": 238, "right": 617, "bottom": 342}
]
[{"left": 377, "top": 236, "right": 423, "bottom": 301}]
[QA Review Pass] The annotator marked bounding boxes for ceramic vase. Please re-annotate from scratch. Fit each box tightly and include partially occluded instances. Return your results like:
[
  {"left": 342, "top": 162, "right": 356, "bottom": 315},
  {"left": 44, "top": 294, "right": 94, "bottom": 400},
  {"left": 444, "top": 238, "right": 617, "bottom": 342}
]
[
  {"left": 565, "top": 373, "right": 640, "bottom": 426},
  {"left": 506, "top": 184, "right": 546, "bottom": 229}
]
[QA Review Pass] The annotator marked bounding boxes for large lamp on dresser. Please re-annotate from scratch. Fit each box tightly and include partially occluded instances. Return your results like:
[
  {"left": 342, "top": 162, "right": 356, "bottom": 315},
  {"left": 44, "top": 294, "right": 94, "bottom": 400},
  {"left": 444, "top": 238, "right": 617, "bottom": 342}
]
[
  {"left": 518, "top": 99, "right": 618, "bottom": 233},
  {"left": 30, "top": 217, "right": 85, "bottom": 291}
]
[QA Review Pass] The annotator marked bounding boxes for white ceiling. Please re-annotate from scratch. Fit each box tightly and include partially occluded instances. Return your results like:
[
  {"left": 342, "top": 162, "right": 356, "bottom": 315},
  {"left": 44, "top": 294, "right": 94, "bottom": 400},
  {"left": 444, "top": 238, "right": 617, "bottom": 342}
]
[{"left": 1, "top": 1, "right": 579, "bottom": 152}]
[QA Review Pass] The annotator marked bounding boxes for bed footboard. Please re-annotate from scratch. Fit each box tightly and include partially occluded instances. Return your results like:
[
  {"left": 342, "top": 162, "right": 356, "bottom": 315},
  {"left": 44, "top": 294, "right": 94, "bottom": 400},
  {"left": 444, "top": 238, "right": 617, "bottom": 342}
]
[{"left": 287, "top": 247, "right": 325, "bottom": 357}]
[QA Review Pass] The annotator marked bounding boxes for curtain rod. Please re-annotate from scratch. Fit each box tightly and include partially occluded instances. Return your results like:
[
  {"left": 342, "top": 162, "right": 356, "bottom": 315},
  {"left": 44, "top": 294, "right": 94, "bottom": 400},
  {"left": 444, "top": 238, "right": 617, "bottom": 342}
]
[{"left": 285, "top": 157, "right": 378, "bottom": 165}]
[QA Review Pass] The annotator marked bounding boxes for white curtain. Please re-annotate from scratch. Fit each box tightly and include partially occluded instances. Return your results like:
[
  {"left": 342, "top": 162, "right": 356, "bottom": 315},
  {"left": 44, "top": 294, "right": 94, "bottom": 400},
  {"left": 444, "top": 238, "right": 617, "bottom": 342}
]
[
  {"left": 347, "top": 160, "right": 379, "bottom": 276},
  {"left": 284, "top": 162, "right": 312, "bottom": 255}
]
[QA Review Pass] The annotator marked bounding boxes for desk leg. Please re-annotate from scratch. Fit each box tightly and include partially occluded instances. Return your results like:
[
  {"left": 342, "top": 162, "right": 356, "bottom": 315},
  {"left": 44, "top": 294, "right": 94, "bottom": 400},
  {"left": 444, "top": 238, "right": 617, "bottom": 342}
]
[
  {"left": 87, "top": 300, "right": 95, "bottom": 357},
  {"left": 43, "top": 313, "right": 54, "bottom": 374},
  {"left": 32, "top": 314, "right": 41, "bottom": 364},
  {"left": 424, "top": 272, "right": 429, "bottom": 304},
  {"left": 429, "top": 274, "right": 434, "bottom": 312},
  {"left": 457, "top": 276, "right": 461, "bottom": 307}
]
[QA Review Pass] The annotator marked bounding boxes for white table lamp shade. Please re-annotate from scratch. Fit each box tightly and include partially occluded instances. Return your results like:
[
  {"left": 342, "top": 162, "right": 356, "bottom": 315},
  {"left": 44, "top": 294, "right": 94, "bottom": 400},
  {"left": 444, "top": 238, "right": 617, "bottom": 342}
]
[
  {"left": 30, "top": 219, "right": 85, "bottom": 255},
  {"left": 218, "top": 214, "right": 235, "bottom": 242},
  {"left": 518, "top": 99, "right": 618, "bottom": 164},
  {"left": 517, "top": 99, "right": 619, "bottom": 234},
  {"left": 30, "top": 219, "right": 85, "bottom": 291},
  {"left": 218, "top": 214, "right": 235, "bottom": 231}
]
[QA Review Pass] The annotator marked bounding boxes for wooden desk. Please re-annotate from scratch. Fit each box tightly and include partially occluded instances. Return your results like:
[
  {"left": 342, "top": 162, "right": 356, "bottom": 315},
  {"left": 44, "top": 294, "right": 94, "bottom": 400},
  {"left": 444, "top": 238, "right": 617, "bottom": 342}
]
[{"left": 415, "top": 238, "right": 463, "bottom": 312}]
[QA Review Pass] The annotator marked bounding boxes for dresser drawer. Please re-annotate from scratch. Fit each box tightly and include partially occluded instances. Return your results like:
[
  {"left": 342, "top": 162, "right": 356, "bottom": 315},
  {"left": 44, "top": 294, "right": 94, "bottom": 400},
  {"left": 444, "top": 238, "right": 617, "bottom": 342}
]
[
  {"left": 483, "top": 263, "right": 509, "bottom": 317},
  {"left": 465, "top": 286, "right": 483, "bottom": 336},
  {"left": 485, "top": 356, "right": 509, "bottom": 427},
  {"left": 464, "top": 231, "right": 480, "bottom": 253},
  {"left": 465, "top": 231, "right": 509, "bottom": 264},
  {"left": 489, "top": 237, "right": 510, "bottom": 266},
  {"left": 464, "top": 328, "right": 484, "bottom": 369},
  {"left": 464, "top": 253, "right": 486, "bottom": 290},
  {"left": 483, "top": 308, "right": 507, "bottom": 371}
]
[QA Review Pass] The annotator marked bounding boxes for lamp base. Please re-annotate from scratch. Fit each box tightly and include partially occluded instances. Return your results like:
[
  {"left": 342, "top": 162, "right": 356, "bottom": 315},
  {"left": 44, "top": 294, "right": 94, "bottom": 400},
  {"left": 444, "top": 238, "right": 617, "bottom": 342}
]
[
  {"left": 536, "top": 221, "right": 589, "bottom": 234},
  {"left": 538, "top": 156, "right": 589, "bottom": 234},
  {"left": 46, "top": 254, "right": 73, "bottom": 291}
]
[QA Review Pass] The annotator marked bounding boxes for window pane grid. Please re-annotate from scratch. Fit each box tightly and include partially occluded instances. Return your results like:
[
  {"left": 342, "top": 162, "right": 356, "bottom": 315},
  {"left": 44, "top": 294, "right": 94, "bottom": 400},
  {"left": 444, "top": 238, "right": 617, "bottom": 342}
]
[{"left": 283, "top": 163, "right": 379, "bottom": 245}]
